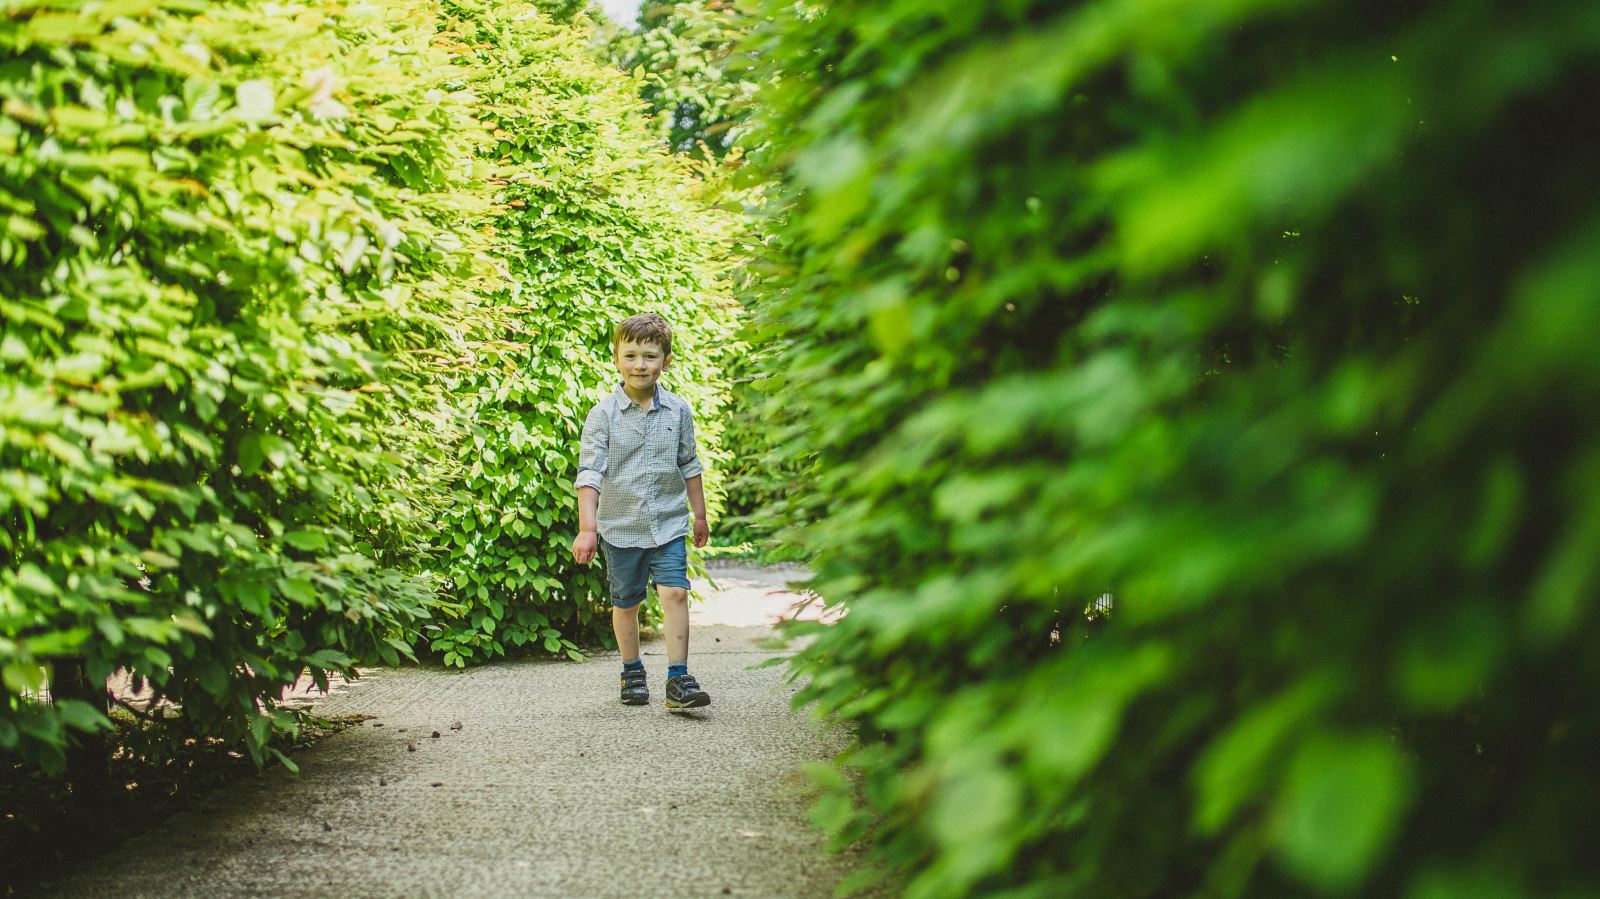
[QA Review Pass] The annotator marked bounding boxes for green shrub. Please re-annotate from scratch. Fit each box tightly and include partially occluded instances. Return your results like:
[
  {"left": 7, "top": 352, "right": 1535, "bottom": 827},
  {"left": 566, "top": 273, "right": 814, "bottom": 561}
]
[
  {"left": 421, "top": 0, "right": 739, "bottom": 666},
  {"left": 0, "top": 0, "right": 504, "bottom": 770},
  {"left": 747, "top": 0, "right": 1600, "bottom": 895}
]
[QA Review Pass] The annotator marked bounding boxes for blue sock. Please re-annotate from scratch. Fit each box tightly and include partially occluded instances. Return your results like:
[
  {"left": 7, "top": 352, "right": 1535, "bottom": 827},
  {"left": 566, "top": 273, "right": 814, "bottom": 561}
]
[
  {"left": 667, "top": 662, "right": 687, "bottom": 681},
  {"left": 622, "top": 658, "right": 644, "bottom": 672}
]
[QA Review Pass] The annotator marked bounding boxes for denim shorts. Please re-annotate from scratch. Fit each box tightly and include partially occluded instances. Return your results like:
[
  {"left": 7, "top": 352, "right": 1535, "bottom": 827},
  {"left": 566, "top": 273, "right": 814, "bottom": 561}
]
[{"left": 599, "top": 535, "right": 690, "bottom": 609}]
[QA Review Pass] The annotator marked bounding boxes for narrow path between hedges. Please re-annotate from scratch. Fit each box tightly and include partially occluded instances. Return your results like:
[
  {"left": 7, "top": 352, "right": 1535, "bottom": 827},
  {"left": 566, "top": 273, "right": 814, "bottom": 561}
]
[{"left": 40, "top": 565, "right": 878, "bottom": 899}]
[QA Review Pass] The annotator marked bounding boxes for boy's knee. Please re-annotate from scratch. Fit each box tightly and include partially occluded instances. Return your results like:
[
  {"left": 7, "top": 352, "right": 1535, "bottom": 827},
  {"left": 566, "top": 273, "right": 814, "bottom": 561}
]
[{"left": 657, "top": 586, "right": 688, "bottom": 605}]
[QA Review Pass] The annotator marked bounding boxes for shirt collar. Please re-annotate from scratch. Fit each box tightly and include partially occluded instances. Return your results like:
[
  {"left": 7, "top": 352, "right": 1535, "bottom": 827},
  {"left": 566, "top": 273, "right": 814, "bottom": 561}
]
[{"left": 612, "top": 382, "right": 663, "bottom": 411}]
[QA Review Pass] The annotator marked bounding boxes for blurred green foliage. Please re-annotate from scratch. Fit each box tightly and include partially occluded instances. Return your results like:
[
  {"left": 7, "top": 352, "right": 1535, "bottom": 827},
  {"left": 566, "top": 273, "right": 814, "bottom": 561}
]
[
  {"left": 1, "top": 0, "right": 735, "bottom": 770},
  {"left": 745, "top": 0, "right": 1600, "bottom": 895}
]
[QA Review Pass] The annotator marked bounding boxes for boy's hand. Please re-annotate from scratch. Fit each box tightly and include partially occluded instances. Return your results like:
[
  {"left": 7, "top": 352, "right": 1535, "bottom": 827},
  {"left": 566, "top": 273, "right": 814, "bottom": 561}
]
[
  {"left": 572, "top": 531, "right": 599, "bottom": 565},
  {"left": 692, "top": 517, "right": 710, "bottom": 548}
]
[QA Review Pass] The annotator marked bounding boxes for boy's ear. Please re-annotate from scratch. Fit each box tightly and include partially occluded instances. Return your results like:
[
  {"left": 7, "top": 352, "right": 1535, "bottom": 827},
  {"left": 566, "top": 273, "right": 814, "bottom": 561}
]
[{"left": 662, "top": 351, "right": 673, "bottom": 370}]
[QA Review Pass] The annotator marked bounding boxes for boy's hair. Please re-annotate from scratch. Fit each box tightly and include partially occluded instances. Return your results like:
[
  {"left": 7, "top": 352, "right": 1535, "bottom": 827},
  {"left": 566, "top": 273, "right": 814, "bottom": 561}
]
[{"left": 613, "top": 313, "right": 673, "bottom": 356}]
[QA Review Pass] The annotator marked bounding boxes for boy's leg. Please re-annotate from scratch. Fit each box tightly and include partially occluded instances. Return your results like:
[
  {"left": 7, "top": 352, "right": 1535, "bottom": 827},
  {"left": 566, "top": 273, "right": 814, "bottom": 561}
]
[
  {"left": 649, "top": 537, "right": 693, "bottom": 672},
  {"left": 614, "top": 603, "right": 648, "bottom": 706},
  {"left": 599, "top": 537, "right": 651, "bottom": 705},
  {"left": 613, "top": 603, "right": 642, "bottom": 662},
  {"left": 658, "top": 585, "right": 689, "bottom": 669},
  {"left": 600, "top": 536, "right": 650, "bottom": 656},
  {"left": 660, "top": 585, "right": 707, "bottom": 710},
  {"left": 649, "top": 537, "right": 708, "bottom": 710}
]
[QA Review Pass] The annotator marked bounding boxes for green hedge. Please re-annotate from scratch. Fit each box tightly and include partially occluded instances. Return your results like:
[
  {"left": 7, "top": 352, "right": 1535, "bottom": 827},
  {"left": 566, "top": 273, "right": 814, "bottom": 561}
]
[
  {"left": 746, "top": 0, "right": 1600, "bottom": 895},
  {"left": 0, "top": 0, "right": 500, "bottom": 769},
  {"left": 421, "top": 0, "right": 738, "bottom": 666},
  {"left": 1, "top": 0, "right": 736, "bottom": 769}
]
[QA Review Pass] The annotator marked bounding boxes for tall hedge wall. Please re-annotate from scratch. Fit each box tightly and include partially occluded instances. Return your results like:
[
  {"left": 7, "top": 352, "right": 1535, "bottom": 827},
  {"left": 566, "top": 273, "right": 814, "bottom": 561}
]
[
  {"left": 1, "top": 0, "right": 735, "bottom": 770},
  {"left": 423, "top": 0, "right": 738, "bottom": 667},
  {"left": 746, "top": 0, "right": 1600, "bottom": 895},
  {"left": 0, "top": 0, "right": 501, "bottom": 771}
]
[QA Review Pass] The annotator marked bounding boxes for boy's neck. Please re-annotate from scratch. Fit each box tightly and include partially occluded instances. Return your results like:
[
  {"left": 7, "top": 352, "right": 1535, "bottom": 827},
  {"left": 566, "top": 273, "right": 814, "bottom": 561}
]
[{"left": 623, "top": 382, "right": 656, "bottom": 406}]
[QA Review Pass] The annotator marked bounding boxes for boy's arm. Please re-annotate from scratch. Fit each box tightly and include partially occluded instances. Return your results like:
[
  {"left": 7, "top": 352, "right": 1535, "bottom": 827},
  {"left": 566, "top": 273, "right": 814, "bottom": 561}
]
[
  {"left": 573, "top": 405, "right": 608, "bottom": 565},
  {"left": 574, "top": 486, "right": 600, "bottom": 564},
  {"left": 678, "top": 404, "right": 709, "bottom": 547},
  {"left": 686, "top": 476, "right": 709, "bottom": 548}
]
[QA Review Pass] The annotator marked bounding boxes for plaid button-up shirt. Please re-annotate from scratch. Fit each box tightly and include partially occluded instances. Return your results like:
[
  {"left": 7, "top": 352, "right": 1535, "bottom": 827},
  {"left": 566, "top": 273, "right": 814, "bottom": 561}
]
[{"left": 575, "top": 383, "right": 703, "bottom": 548}]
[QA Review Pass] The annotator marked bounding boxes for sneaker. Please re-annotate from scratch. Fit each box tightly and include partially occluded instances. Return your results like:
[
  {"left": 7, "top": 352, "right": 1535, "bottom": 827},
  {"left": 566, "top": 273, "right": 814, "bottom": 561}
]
[
  {"left": 620, "top": 668, "right": 649, "bottom": 705},
  {"left": 665, "top": 673, "right": 710, "bottom": 711}
]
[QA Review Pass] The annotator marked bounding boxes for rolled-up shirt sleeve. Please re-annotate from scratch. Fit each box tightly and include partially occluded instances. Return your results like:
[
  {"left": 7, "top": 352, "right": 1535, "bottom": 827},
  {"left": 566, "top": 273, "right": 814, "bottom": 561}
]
[
  {"left": 677, "top": 404, "right": 703, "bottom": 480},
  {"left": 576, "top": 405, "right": 608, "bottom": 492}
]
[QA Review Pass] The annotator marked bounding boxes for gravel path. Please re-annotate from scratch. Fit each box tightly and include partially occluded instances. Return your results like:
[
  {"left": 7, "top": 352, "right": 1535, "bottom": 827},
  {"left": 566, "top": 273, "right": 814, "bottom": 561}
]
[{"left": 40, "top": 565, "right": 875, "bottom": 899}]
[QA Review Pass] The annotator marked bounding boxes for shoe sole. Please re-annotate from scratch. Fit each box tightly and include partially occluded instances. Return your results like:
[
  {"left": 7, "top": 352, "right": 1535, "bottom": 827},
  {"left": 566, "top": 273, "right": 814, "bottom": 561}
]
[
  {"left": 621, "top": 696, "right": 649, "bottom": 706},
  {"left": 664, "top": 696, "right": 710, "bottom": 711}
]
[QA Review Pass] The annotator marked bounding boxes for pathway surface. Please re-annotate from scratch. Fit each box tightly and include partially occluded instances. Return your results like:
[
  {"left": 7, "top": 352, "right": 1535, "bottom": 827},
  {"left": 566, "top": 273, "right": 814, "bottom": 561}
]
[{"left": 41, "top": 565, "right": 874, "bottom": 899}]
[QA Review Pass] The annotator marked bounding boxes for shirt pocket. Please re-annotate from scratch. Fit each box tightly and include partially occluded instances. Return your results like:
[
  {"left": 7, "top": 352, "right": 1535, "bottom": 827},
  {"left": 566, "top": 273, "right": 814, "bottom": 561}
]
[{"left": 647, "top": 417, "right": 678, "bottom": 471}]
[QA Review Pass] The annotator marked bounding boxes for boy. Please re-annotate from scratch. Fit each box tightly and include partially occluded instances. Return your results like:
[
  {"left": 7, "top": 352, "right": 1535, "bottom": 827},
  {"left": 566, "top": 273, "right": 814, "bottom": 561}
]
[{"left": 571, "top": 313, "right": 712, "bottom": 710}]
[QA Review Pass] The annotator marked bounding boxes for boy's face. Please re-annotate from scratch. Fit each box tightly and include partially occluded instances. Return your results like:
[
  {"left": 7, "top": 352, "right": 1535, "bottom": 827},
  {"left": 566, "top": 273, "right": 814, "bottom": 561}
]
[{"left": 614, "top": 337, "right": 671, "bottom": 396}]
